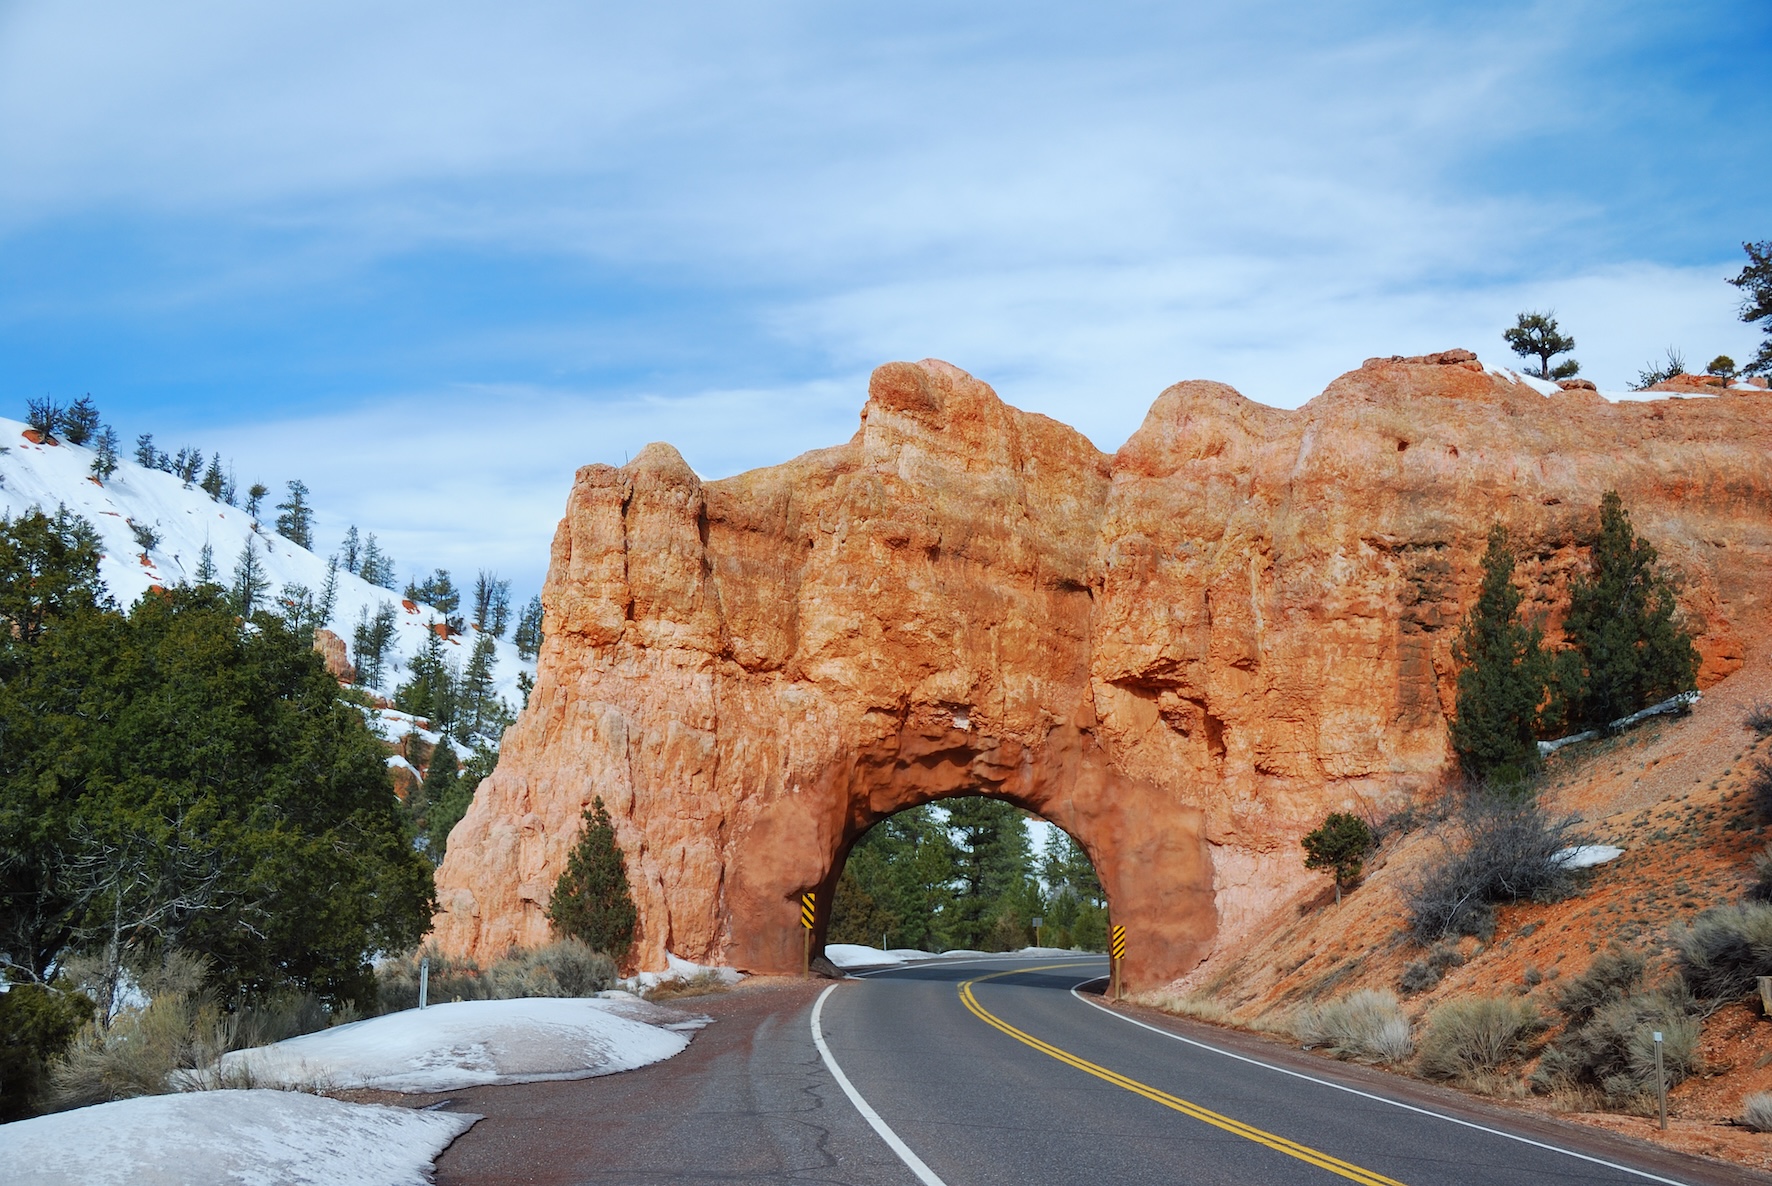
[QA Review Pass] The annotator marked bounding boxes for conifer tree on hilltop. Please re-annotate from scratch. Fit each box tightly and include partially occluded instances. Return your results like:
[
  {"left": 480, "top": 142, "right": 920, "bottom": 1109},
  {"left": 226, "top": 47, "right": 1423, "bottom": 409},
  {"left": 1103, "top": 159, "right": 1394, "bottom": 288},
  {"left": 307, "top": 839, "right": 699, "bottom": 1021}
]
[
  {"left": 1729, "top": 239, "right": 1772, "bottom": 376},
  {"left": 1450, "top": 524, "right": 1550, "bottom": 782},
  {"left": 1503, "top": 311, "right": 1580, "bottom": 380},
  {"left": 274, "top": 480, "right": 313, "bottom": 549},
  {"left": 231, "top": 538, "right": 266, "bottom": 616},
  {"left": 57, "top": 396, "right": 99, "bottom": 446},
  {"left": 351, "top": 602, "right": 399, "bottom": 689},
  {"left": 88, "top": 427, "right": 120, "bottom": 482},
  {"left": 340, "top": 526, "right": 361, "bottom": 574},
  {"left": 1555, "top": 491, "right": 1698, "bottom": 730},
  {"left": 200, "top": 453, "right": 225, "bottom": 500},
  {"left": 514, "top": 594, "right": 544, "bottom": 660},
  {"left": 245, "top": 483, "right": 268, "bottom": 520}
]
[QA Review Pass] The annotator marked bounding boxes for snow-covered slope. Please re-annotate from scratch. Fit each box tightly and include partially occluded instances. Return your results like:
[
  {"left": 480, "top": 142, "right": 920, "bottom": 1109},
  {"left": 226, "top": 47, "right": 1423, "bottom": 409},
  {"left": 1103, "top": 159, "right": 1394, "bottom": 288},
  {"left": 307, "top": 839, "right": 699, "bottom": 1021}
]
[{"left": 0, "top": 417, "right": 532, "bottom": 720}]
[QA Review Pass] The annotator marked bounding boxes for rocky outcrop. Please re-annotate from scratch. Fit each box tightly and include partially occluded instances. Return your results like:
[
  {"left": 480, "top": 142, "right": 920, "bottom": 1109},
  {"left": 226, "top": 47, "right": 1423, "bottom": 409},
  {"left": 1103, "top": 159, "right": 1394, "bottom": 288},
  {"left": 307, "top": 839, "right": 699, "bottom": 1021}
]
[
  {"left": 312, "top": 628, "right": 356, "bottom": 683},
  {"left": 431, "top": 355, "right": 1772, "bottom": 988}
]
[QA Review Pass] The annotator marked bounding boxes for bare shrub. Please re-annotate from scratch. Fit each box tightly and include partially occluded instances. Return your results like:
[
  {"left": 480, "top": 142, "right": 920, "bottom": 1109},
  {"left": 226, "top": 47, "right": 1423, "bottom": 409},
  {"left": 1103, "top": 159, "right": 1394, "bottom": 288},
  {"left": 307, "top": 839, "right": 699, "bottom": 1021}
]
[
  {"left": 1533, "top": 947, "right": 1703, "bottom": 1104},
  {"left": 1748, "top": 846, "right": 1772, "bottom": 905},
  {"left": 1750, "top": 755, "right": 1772, "bottom": 824},
  {"left": 1292, "top": 990, "right": 1413, "bottom": 1064},
  {"left": 1404, "top": 789, "right": 1584, "bottom": 944},
  {"left": 485, "top": 940, "right": 616, "bottom": 998},
  {"left": 1672, "top": 902, "right": 1772, "bottom": 1003},
  {"left": 1415, "top": 996, "right": 1542, "bottom": 1083},
  {"left": 1398, "top": 943, "right": 1465, "bottom": 996},
  {"left": 1746, "top": 701, "right": 1772, "bottom": 737},
  {"left": 1743, "top": 1092, "right": 1772, "bottom": 1133}
]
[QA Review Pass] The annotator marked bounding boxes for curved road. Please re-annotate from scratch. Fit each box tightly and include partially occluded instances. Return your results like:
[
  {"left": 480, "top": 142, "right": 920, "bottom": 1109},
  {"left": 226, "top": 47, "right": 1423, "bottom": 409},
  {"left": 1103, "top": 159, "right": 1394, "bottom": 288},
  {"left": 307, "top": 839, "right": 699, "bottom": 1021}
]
[{"left": 435, "top": 953, "right": 1761, "bottom": 1185}]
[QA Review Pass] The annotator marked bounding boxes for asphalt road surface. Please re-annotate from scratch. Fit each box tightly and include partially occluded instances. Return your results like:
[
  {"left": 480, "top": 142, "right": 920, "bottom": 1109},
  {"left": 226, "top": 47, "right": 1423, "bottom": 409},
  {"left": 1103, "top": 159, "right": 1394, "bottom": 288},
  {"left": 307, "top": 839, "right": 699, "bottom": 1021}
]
[{"left": 434, "top": 954, "right": 1763, "bottom": 1185}]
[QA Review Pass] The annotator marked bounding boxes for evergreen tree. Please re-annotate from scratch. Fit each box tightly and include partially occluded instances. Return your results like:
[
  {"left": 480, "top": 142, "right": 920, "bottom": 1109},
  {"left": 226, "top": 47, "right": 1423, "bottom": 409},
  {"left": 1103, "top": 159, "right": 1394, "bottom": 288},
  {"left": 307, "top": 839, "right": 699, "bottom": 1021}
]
[
  {"left": 426, "top": 744, "right": 495, "bottom": 858},
  {"left": 516, "top": 670, "right": 534, "bottom": 709},
  {"left": 1450, "top": 524, "right": 1550, "bottom": 781},
  {"left": 1556, "top": 492, "right": 1699, "bottom": 730},
  {"left": 222, "top": 468, "right": 237, "bottom": 507},
  {"left": 1301, "top": 813, "right": 1375, "bottom": 905},
  {"left": 231, "top": 538, "right": 266, "bottom": 616},
  {"left": 317, "top": 555, "right": 339, "bottom": 626},
  {"left": 274, "top": 480, "right": 313, "bottom": 548},
  {"left": 1706, "top": 355, "right": 1737, "bottom": 383},
  {"left": 514, "top": 594, "right": 544, "bottom": 659},
  {"left": 473, "top": 571, "right": 512, "bottom": 634},
  {"left": 359, "top": 533, "right": 395, "bottom": 589},
  {"left": 200, "top": 453, "right": 225, "bottom": 500},
  {"left": 1634, "top": 347, "right": 1687, "bottom": 390},
  {"left": 87, "top": 426, "right": 120, "bottom": 482},
  {"left": 194, "top": 541, "right": 218, "bottom": 585},
  {"left": 24, "top": 397, "right": 62, "bottom": 439},
  {"left": 395, "top": 624, "right": 458, "bottom": 732},
  {"left": 1728, "top": 239, "right": 1772, "bottom": 376},
  {"left": 409, "top": 738, "right": 460, "bottom": 853},
  {"left": 340, "top": 526, "right": 361, "bottom": 574},
  {"left": 134, "top": 433, "right": 157, "bottom": 468},
  {"left": 0, "top": 506, "right": 107, "bottom": 646},
  {"left": 943, "top": 798, "right": 1035, "bottom": 951},
  {"left": 460, "top": 632, "right": 501, "bottom": 742},
  {"left": 1503, "top": 311, "right": 1579, "bottom": 380},
  {"left": 827, "top": 868, "right": 899, "bottom": 948},
  {"left": 173, "top": 446, "right": 202, "bottom": 482},
  {"left": 245, "top": 483, "right": 268, "bottom": 520},
  {"left": 547, "top": 797, "right": 638, "bottom": 957},
  {"left": 351, "top": 602, "right": 399, "bottom": 689},
  {"left": 57, "top": 396, "right": 99, "bottom": 445}
]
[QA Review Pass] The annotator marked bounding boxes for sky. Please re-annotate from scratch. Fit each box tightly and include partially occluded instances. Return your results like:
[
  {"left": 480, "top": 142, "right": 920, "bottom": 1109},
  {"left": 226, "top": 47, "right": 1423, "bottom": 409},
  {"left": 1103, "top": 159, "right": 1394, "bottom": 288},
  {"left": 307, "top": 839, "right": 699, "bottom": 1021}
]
[{"left": 2, "top": 1, "right": 1768, "bottom": 596}]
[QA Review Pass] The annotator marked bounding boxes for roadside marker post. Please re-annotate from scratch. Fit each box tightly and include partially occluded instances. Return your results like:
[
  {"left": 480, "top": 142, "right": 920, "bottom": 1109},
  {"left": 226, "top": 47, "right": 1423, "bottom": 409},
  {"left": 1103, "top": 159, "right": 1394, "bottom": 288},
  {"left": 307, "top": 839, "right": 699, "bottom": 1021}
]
[
  {"left": 1653, "top": 1031, "right": 1666, "bottom": 1130},
  {"left": 801, "top": 891, "right": 816, "bottom": 977},
  {"left": 1110, "top": 925, "right": 1127, "bottom": 1000},
  {"left": 1032, "top": 915, "right": 1043, "bottom": 947},
  {"left": 418, "top": 955, "right": 429, "bottom": 1010}
]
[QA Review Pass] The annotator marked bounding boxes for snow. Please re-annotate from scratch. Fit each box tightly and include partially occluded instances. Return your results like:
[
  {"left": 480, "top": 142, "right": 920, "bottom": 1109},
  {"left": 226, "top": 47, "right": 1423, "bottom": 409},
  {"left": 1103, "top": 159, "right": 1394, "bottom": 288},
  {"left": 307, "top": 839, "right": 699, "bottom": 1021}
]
[
  {"left": 215, "top": 997, "right": 696, "bottom": 1092},
  {"left": 0, "top": 418, "right": 534, "bottom": 712},
  {"left": 622, "top": 951, "right": 745, "bottom": 992},
  {"left": 0, "top": 1089, "right": 477, "bottom": 1186},
  {"left": 1553, "top": 844, "right": 1625, "bottom": 870},
  {"left": 824, "top": 944, "right": 1092, "bottom": 969}
]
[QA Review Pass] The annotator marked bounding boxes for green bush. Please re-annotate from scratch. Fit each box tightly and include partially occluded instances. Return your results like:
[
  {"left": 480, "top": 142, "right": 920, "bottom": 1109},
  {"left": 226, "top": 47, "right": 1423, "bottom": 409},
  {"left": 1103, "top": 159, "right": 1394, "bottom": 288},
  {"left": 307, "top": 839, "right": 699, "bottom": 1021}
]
[
  {"left": 1415, "top": 996, "right": 1542, "bottom": 1083},
  {"left": 547, "top": 797, "right": 638, "bottom": 959},
  {"left": 1292, "top": 990, "right": 1413, "bottom": 1064},
  {"left": 1301, "top": 813, "right": 1375, "bottom": 904},
  {"left": 0, "top": 980, "right": 93, "bottom": 1120}
]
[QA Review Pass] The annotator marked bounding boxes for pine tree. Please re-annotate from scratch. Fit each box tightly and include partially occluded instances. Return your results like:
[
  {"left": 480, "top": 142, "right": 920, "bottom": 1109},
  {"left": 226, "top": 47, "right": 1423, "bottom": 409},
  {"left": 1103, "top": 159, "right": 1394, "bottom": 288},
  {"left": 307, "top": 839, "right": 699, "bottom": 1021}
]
[
  {"left": 351, "top": 602, "right": 399, "bottom": 689},
  {"left": 231, "top": 538, "right": 266, "bottom": 616},
  {"left": 1503, "top": 311, "right": 1579, "bottom": 380},
  {"left": 1450, "top": 524, "right": 1550, "bottom": 781},
  {"left": 412, "top": 738, "right": 460, "bottom": 850},
  {"left": 57, "top": 396, "right": 100, "bottom": 445},
  {"left": 359, "top": 534, "right": 395, "bottom": 589},
  {"left": 1556, "top": 492, "right": 1699, "bottom": 730},
  {"left": 1301, "top": 813, "right": 1375, "bottom": 905},
  {"left": 24, "top": 397, "right": 62, "bottom": 439},
  {"left": 486, "top": 580, "right": 512, "bottom": 637},
  {"left": 317, "top": 556, "right": 339, "bottom": 626},
  {"left": 943, "top": 798, "right": 1035, "bottom": 950},
  {"left": 200, "top": 453, "right": 225, "bottom": 500},
  {"left": 222, "top": 468, "right": 237, "bottom": 507},
  {"left": 473, "top": 571, "right": 511, "bottom": 632},
  {"left": 395, "top": 625, "right": 458, "bottom": 732},
  {"left": 194, "top": 542, "right": 218, "bottom": 585},
  {"left": 340, "top": 526, "right": 361, "bottom": 574},
  {"left": 134, "top": 433, "right": 157, "bottom": 468},
  {"left": 426, "top": 743, "right": 495, "bottom": 858},
  {"left": 514, "top": 594, "right": 544, "bottom": 660},
  {"left": 1728, "top": 239, "right": 1772, "bottom": 376},
  {"left": 88, "top": 427, "right": 120, "bottom": 482},
  {"left": 245, "top": 483, "right": 268, "bottom": 520},
  {"left": 173, "top": 446, "right": 202, "bottom": 482},
  {"left": 461, "top": 633, "right": 499, "bottom": 741},
  {"left": 274, "top": 480, "right": 313, "bottom": 548},
  {"left": 547, "top": 797, "right": 638, "bottom": 957}
]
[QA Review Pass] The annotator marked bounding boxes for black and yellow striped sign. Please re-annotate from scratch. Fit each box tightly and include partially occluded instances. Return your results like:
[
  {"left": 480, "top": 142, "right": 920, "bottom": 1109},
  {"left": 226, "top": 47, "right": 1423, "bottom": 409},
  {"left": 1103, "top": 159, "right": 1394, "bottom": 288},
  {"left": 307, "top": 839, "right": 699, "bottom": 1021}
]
[
  {"left": 800, "top": 891, "right": 817, "bottom": 929},
  {"left": 1110, "top": 924, "right": 1126, "bottom": 959}
]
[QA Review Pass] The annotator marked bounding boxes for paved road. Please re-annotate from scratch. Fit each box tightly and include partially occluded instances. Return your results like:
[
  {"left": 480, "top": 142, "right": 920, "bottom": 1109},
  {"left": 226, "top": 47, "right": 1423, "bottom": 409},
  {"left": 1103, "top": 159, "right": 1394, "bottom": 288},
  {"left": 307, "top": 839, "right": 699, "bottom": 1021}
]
[{"left": 433, "top": 955, "right": 1762, "bottom": 1185}]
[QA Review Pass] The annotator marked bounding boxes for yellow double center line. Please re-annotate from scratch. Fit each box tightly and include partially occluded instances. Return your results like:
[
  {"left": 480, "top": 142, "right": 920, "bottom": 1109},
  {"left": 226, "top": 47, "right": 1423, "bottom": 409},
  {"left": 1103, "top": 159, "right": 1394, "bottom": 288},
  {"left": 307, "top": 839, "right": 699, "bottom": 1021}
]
[{"left": 958, "top": 965, "right": 1407, "bottom": 1186}]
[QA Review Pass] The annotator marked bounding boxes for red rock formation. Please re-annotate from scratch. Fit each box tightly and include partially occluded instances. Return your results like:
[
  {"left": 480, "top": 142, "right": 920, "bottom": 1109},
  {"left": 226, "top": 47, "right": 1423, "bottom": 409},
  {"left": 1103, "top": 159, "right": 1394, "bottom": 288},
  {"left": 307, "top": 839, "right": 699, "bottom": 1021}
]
[
  {"left": 432, "top": 356, "right": 1772, "bottom": 989},
  {"left": 312, "top": 627, "right": 356, "bottom": 684}
]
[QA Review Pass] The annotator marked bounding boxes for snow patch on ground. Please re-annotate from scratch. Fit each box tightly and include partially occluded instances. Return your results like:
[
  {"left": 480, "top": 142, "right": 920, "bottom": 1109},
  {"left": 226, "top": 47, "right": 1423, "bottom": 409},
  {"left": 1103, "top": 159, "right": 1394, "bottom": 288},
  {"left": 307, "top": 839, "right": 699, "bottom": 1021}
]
[
  {"left": 825, "top": 944, "right": 1095, "bottom": 968},
  {"left": 1553, "top": 844, "right": 1625, "bottom": 869},
  {"left": 218, "top": 997, "right": 693, "bottom": 1093},
  {"left": 622, "top": 952, "right": 745, "bottom": 992},
  {"left": 0, "top": 1089, "right": 476, "bottom": 1186}
]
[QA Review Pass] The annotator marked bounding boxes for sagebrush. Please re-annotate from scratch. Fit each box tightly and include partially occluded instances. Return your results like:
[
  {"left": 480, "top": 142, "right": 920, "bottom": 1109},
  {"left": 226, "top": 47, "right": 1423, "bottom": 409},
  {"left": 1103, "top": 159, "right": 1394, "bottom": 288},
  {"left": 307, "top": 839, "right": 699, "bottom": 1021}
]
[
  {"left": 1404, "top": 789, "right": 1583, "bottom": 944},
  {"left": 1291, "top": 990, "right": 1413, "bottom": 1064},
  {"left": 1532, "top": 946, "right": 1702, "bottom": 1104},
  {"left": 1671, "top": 902, "right": 1772, "bottom": 1002},
  {"left": 375, "top": 939, "right": 616, "bottom": 1013},
  {"left": 1743, "top": 1092, "right": 1772, "bottom": 1133},
  {"left": 1414, "top": 996, "right": 1541, "bottom": 1084},
  {"left": 1398, "top": 943, "right": 1465, "bottom": 996}
]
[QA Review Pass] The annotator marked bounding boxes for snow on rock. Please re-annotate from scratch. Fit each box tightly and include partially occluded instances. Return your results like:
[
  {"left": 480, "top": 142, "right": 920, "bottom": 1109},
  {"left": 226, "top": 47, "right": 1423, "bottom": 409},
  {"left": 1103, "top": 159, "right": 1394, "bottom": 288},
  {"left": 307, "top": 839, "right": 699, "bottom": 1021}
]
[
  {"left": 217, "top": 997, "right": 693, "bottom": 1093},
  {"left": 1552, "top": 845, "right": 1625, "bottom": 869},
  {"left": 0, "top": 417, "right": 533, "bottom": 709},
  {"left": 622, "top": 951, "right": 745, "bottom": 992},
  {"left": 0, "top": 1089, "right": 476, "bottom": 1186}
]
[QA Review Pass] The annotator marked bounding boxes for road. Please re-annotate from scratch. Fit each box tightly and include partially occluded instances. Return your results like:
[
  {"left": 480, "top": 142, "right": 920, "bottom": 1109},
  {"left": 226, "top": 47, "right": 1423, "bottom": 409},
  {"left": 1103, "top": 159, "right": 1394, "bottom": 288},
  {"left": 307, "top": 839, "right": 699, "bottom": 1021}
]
[{"left": 433, "top": 953, "right": 1761, "bottom": 1185}]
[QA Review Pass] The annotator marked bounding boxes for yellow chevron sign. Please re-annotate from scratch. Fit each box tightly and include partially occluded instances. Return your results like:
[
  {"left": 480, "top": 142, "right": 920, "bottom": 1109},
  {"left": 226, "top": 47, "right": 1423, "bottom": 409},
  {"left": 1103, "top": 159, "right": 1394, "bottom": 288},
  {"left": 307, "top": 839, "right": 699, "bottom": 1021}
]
[
  {"left": 801, "top": 891, "right": 816, "bottom": 929},
  {"left": 1110, "top": 925, "right": 1126, "bottom": 959}
]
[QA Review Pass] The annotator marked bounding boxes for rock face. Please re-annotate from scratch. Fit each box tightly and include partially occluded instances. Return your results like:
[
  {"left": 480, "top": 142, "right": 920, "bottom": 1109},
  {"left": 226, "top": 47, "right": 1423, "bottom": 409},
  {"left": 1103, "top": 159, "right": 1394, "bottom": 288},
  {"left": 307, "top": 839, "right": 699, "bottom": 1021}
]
[
  {"left": 431, "top": 356, "right": 1772, "bottom": 988},
  {"left": 312, "top": 628, "right": 356, "bottom": 684}
]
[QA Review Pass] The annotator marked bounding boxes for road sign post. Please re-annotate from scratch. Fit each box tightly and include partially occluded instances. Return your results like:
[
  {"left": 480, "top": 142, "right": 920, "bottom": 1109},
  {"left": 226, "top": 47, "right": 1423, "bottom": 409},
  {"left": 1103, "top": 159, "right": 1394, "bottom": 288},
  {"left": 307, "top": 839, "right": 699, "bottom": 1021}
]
[
  {"left": 1653, "top": 1030, "right": 1666, "bottom": 1130},
  {"left": 801, "top": 891, "right": 816, "bottom": 977},
  {"left": 1110, "top": 925, "right": 1126, "bottom": 1001},
  {"left": 1032, "top": 915, "right": 1043, "bottom": 947}
]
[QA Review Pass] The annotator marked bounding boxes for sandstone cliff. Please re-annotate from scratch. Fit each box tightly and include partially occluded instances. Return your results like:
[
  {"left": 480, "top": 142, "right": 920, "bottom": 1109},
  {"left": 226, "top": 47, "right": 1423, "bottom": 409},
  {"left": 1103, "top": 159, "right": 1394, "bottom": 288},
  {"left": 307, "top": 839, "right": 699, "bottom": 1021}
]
[{"left": 432, "top": 355, "right": 1772, "bottom": 987}]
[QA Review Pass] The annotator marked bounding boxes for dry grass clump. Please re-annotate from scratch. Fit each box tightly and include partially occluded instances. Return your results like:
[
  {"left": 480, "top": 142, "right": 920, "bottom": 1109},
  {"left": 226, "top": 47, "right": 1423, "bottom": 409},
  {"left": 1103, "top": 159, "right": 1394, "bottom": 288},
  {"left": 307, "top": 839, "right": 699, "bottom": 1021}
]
[
  {"left": 1742, "top": 1092, "right": 1772, "bottom": 1133},
  {"left": 1292, "top": 990, "right": 1413, "bottom": 1064},
  {"left": 644, "top": 970, "right": 731, "bottom": 1002},
  {"left": 1398, "top": 943, "right": 1465, "bottom": 996},
  {"left": 1414, "top": 996, "right": 1541, "bottom": 1086},
  {"left": 1139, "top": 990, "right": 1231, "bottom": 1024},
  {"left": 375, "top": 939, "right": 616, "bottom": 1012}
]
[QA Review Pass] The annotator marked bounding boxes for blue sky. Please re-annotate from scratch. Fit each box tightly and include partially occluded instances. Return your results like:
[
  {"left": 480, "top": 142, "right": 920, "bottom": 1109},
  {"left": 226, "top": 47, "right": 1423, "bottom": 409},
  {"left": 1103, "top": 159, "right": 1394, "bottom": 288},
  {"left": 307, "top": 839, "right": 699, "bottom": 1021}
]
[{"left": 2, "top": 2, "right": 1767, "bottom": 595}]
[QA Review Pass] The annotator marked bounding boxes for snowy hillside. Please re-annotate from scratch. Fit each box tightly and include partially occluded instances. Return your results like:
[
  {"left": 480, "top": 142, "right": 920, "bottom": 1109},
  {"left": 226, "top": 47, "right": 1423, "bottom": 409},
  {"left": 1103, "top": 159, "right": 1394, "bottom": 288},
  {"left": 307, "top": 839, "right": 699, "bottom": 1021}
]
[{"left": 0, "top": 416, "right": 533, "bottom": 727}]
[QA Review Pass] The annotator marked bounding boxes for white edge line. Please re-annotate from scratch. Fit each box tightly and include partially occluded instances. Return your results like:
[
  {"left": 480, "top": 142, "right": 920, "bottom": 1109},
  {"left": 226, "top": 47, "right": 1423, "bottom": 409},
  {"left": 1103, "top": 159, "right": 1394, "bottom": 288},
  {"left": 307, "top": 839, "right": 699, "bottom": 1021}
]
[
  {"left": 810, "top": 984, "right": 951, "bottom": 1186},
  {"left": 1067, "top": 979, "right": 1693, "bottom": 1186}
]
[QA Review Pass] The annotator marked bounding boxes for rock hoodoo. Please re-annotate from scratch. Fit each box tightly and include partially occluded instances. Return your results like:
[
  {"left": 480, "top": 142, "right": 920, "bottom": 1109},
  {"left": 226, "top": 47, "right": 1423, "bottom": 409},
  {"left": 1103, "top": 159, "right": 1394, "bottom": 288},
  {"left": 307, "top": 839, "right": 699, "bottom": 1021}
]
[{"left": 432, "top": 356, "right": 1772, "bottom": 989}]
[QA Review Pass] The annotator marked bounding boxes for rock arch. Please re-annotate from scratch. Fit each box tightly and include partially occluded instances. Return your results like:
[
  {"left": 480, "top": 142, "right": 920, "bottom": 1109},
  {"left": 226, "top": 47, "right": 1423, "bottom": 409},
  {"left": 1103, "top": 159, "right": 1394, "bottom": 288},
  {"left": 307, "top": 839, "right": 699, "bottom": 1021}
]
[{"left": 431, "top": 355, "right": 1769, "bottom": 992}]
